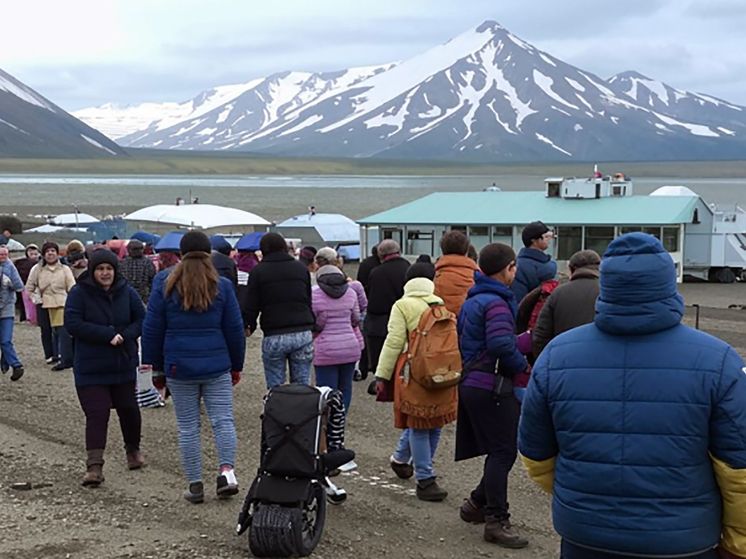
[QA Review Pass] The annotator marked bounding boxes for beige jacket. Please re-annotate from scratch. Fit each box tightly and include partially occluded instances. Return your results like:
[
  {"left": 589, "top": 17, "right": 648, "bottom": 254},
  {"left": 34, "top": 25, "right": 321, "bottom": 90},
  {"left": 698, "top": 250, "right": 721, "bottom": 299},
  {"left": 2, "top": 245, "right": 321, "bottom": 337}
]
[{"left": 25, "top": 262, "right": 75, "bottom": 308}]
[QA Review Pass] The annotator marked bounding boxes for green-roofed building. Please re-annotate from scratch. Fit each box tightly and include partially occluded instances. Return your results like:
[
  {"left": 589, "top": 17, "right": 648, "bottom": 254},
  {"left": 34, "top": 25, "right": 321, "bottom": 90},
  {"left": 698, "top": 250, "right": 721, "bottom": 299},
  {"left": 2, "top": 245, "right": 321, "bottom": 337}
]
[{"left": 358, "top": 178, "right": 746, "bottom": 282}]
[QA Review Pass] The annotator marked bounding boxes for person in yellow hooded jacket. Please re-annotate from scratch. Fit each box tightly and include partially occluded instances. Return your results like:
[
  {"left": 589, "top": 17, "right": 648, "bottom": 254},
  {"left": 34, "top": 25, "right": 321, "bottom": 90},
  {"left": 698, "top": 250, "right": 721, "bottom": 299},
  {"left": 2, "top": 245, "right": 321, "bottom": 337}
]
[
  {"left": 375, "top": 263, "right": 458, "bottom": 503},
  {"left": 519, "top": 233, "right": 746, "bottom": 559}
]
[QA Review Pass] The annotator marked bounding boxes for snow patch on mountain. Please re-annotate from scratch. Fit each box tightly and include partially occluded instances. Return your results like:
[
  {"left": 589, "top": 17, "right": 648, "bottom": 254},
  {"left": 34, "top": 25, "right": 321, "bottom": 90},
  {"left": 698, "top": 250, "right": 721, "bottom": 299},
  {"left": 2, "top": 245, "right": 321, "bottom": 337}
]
[
  {"left": 0, "top": 73, "right": 55, "bottom": 112},
  {"left": 80, "top": 134, "right": 117, "bottom": 154}
]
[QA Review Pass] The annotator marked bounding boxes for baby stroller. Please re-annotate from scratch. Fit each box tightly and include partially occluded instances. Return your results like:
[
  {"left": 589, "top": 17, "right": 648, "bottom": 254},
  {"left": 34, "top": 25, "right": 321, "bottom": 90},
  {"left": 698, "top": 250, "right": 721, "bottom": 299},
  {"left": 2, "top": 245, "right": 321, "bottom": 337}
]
[{"left": 236, "top": 384, "right": 354, "bottom": 558}]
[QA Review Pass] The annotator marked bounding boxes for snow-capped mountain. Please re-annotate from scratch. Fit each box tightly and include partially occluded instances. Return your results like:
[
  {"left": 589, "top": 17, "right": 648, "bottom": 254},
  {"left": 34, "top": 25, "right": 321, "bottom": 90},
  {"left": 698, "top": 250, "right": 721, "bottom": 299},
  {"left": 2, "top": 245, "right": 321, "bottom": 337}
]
[
  {"left": 78, "top": 21, "right": 746, "bottom": 161},
  {"left": 0, "top": 67, "right": 125, "bottom": 158}
]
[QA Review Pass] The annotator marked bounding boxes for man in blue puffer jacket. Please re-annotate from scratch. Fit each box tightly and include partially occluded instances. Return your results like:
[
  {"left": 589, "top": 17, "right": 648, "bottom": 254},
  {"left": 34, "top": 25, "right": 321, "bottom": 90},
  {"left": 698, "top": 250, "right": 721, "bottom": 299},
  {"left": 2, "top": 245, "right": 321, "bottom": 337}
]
[
  {"left": 519, "top": 233, "right": 746, "bottom": 559},
  {"left": 510, "top": 221, "right": 557, "bottom": 304}
]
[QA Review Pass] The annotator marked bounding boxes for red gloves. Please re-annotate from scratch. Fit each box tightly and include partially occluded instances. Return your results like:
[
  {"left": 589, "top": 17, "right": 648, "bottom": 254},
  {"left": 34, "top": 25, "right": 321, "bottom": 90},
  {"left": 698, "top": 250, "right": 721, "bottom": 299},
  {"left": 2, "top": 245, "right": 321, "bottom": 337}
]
[{"left": 231, "top": 371, "right": 241, "bottom": 386}]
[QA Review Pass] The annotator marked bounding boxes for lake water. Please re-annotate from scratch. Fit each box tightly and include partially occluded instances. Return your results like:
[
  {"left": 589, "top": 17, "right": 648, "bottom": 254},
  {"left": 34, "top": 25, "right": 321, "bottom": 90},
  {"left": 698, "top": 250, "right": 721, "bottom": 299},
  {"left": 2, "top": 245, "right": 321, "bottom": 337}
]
[{"left": 1, "top": 174, "right": 744, "bottom": 224}]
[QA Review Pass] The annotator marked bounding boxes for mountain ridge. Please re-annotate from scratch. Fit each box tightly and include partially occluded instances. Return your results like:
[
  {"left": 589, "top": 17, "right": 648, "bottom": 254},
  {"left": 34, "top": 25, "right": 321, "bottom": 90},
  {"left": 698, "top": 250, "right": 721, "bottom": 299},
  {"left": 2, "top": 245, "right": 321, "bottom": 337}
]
[{"left": 75, "top": 21, "right": 746, "bottom": 162}]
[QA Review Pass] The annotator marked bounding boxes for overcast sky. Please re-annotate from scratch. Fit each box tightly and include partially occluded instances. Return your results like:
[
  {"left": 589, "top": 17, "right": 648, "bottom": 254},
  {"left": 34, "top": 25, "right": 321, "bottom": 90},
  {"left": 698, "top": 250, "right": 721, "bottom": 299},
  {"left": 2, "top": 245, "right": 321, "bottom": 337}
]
[{"left": 3, "top": 0, "right": 746, "bottom": 111}]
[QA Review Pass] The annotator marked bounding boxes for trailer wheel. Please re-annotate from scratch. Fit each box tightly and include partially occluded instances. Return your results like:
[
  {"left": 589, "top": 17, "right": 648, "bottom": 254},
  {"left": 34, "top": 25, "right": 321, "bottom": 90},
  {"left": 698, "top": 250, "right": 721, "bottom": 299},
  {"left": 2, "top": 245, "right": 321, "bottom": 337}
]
[
  {"left": 248, "top": 504, "right": 297, "bottom": 558},
  {"left": 292, "top": 482, "right": 327, "bottom": 557},
  {"left": 709, "top": 267, "right": 737, "bottom": 284}
]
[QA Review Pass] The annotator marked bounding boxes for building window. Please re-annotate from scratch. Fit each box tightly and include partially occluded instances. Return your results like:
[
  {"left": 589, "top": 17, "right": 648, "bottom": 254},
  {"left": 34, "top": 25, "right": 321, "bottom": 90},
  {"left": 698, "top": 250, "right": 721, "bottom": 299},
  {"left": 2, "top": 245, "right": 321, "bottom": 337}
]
[
  {"left": 642, "top": 227, "right": 661, "bottom": 239},
  {"left": 620, "top": 227, "right": 642, "bottom": 234},
  {"left": 469, "top": 226, "right": 490, "bottom": 252},
  {"left": 546, "top": 182, "right": 561, "bottom": 197},
  {"left": 406, "top": 230, "right": 434, "bottom": 255},
  {"left": 450, "top": 225, "right": 467, "bottom": 234},
  {"left": 584, "top": 227, "right": 615, "bottom": 255},
  {"left": 556, "top": 226, "right": 582, "bottom": 260},
  {"left": 381, "top": 228, "right": 402, "bottom": 246},
  {"left": 662, "top": 227, "right": 680, "bottom": 252},
  {"left": 492, "top": 226, "right": 512, "bottom": 237}
]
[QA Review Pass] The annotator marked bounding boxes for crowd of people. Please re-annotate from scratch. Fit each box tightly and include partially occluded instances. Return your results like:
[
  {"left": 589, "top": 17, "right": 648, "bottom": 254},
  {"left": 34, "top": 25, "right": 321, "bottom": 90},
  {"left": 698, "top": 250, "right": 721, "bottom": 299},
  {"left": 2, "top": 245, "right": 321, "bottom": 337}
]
[{"left": 1, "top": 221, "right": 745, "bottom": 559}]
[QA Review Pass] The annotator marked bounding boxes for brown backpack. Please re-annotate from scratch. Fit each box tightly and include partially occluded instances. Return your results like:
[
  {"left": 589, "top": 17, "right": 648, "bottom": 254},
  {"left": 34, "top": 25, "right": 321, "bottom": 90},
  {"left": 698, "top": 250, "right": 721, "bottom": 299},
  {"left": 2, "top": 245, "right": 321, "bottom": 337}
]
[{"left": 403, "top": 303, "right": 462, "bottom": 390}]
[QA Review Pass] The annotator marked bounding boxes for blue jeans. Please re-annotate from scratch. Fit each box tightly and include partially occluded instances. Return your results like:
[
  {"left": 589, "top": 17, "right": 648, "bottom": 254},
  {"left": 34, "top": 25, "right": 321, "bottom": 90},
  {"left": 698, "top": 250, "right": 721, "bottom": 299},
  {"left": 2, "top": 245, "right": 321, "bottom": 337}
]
[
  {"left": 393, "top": 428, "right": 442, "bottom": 482},
  {"left": 0, "top": 317, "right": 22, "bottom": 369},
  {"left": 314, "top": 362, "right": 355, "bottom": 413},
  {"left": 55, "top": 325, "right": 74, "bottom": 367},
  {"left": 262, "top": 331, "right": 314, "bottom": 389},
  {"left": 168, "top": 374, "right": 237, "bottom": 484}
]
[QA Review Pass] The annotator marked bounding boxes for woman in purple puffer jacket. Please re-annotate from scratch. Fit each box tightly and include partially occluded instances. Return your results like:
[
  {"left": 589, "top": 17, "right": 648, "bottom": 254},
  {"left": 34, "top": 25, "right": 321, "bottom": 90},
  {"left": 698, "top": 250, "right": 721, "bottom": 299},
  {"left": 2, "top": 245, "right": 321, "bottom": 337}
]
[{"left": 312, "top": 265, "right": 361, "bottom": 413}]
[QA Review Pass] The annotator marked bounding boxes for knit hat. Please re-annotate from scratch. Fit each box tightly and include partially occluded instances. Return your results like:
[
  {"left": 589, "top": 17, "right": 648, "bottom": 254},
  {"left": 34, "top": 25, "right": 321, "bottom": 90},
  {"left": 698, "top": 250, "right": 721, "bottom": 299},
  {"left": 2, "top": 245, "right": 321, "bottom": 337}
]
[
  {"left": 25, "top": 244, "right": 39, "bottom": 257},
  {"left": 406, "top": 262, "right": 435, "bottom": 282},
  {"left": 316, "top": 247, "right": 337, "bottom": 264},
  {"left": 522, "top": 221, "right": 551, "bottom": 247},
  {"left": 41, "top": 241, "right": 59, "bottom": 255},
  {"left": 299, "top": 247, "right": 317, "bottom": 266},
  {"left": 88, "top": 248, "right": 119, "bottom": 274},
  {"left": 210, "top": 235, "right": 232, "bottom": 256},
  {"left": 479, "top": 243, "right": 516, "bottom": 276},
  {"left": 180, "top": 231, "right": 211, "bottom": 255},
  {"left": 67, "top": 240, "right": 85, "bottom": 254},
  {"left": 316, "top": 264, "right": 344, "bottom": 279},
  {"left": 127, "top": 239, "right": 144, "bottom": 257}
]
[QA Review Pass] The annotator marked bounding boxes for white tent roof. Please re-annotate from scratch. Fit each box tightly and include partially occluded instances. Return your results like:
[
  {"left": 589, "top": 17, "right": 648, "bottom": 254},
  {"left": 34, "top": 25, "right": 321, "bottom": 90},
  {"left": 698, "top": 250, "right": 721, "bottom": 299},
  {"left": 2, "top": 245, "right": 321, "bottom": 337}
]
[
  {"left": 24, "top": 224, "right": 89, "bottom": 234},
  {"left": 124, "top": 204, "right": 271, "bottom": 229},
  {"left": 650, "top": 186, "right": 699, "bottom": 197},
  {"left": 51, "top": 213, "right": 100, "bottom": 225},
  {"left": 275, "top": 213, "right": 360, "bottom": 243}
]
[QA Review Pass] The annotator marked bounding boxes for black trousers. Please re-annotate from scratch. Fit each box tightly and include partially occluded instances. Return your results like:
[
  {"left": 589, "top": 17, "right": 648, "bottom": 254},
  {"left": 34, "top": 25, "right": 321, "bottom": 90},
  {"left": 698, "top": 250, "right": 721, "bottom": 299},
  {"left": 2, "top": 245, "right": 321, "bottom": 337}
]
[
  {"left": 76, "top": 382, "right": 141, "bottom": 452},
  {"left": 366, "top": 335, "right": 386, "bottom": 377},
  {"left": 460, "top": 385, "right": 520, "bottom": 519},
  {"left": 36, "top": 305, "right": 55, "bottom": 360},
  {"left": 560, "top": 541, "right": 718, "bottom": 559}
]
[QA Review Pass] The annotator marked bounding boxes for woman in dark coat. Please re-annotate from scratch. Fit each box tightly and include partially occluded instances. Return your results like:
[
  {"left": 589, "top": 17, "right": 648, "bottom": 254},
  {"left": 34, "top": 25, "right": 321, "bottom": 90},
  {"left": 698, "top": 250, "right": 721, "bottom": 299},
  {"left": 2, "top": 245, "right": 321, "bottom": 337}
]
[{"left": 65, "top": 249, "right": 146, "bottom": 487}]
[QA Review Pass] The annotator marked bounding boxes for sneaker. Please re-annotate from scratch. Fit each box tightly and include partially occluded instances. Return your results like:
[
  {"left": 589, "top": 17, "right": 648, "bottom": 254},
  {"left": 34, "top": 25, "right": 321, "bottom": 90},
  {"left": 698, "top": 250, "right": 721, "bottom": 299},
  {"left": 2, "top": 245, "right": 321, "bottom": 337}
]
[
  {"left": 184, "top": 482, "right": 204, "bottom": 504},
  {"left": 416, "top": 478, "right": 448, "bottom": 502},
  {"left": 45, "top": 356, "right": 59, "bottom": 364},
  {"left": 460, "top": 498, "right": 486, "bottom": 524},
  {"left": 216, "top": 469, "right": 238, "bottom": 499},
  {"left": 484, "top": 516, "right": 529, "bottom": 549},
  {"left": 325, "top": 478, "right": 347, "bottom": 505},
  {"left": 10, "top": 367, "right": 24, "bottom": 382},
  {"left": 390, "top": 456, "right": 414, "bottom": 480}
]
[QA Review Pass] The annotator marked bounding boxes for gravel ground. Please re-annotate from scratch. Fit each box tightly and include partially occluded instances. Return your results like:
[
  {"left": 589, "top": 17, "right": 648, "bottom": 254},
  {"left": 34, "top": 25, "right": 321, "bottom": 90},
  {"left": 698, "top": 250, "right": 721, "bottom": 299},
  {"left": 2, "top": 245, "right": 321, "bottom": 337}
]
[{"left": 1, "top": 284, "right": 745, "bottom": 559}]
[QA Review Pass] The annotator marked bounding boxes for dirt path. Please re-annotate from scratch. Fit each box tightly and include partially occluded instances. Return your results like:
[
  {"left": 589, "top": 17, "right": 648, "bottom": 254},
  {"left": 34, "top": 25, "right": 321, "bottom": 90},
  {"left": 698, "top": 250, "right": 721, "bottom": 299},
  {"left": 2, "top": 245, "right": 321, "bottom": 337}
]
[{"left": 2, "top": 295, "right": 745, "bottom": 559}]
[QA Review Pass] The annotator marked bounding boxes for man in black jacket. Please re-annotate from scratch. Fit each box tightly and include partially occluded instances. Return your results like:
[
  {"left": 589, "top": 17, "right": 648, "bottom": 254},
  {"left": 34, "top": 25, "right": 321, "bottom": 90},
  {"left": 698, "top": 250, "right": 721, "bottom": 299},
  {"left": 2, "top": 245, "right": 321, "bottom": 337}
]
[
  {"left": 532, "top": 250, "right": 601, "bottom": 358},
  {"left": 244, "top": 233, "right": 315, "bottom": 389},
  {"left": 364, "top": 239, "right": 410, "bottom": 394},
  {"left": 357, "top": 245, "right": 380, "bottom": 295},
  {"left": 210, "top": 236, "right": 238, "bottom": 290}
]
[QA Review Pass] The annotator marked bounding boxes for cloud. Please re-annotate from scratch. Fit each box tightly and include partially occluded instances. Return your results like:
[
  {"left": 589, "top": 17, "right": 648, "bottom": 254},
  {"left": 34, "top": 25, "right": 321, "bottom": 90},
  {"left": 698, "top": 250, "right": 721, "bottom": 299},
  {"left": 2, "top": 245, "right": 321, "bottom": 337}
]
[{"left": 3, "top": 0, "right": 746, "bottom": 109}]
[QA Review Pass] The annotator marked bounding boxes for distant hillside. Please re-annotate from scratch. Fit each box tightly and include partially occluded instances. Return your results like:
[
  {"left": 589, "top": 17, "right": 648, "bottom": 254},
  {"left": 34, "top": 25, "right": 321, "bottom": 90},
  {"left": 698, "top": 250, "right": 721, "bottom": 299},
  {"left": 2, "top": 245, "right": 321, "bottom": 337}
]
[{"left": 0, "top": 68, "right": 125, "bottom": 158}]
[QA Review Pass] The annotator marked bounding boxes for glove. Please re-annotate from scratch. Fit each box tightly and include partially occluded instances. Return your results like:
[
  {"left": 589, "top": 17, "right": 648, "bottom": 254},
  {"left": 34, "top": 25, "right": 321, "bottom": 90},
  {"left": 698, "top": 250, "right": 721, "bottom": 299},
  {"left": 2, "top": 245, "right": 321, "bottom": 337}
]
[{"left": 231, "top": 371, "right": 241, "bottom": 386}]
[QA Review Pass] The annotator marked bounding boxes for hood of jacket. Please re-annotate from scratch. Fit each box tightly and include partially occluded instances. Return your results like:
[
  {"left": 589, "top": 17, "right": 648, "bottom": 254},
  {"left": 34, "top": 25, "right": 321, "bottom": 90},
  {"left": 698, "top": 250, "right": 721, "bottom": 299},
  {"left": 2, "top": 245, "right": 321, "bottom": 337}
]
[
  {"left": 468, "top": 271, "right": 518, "bottom": 316},
  {"left": 518, "top": 247, "right": 552, "bottom": 264},
  {"left": 435, "top": 254, "right": 478, "bottom": 274},
  {"left": 570, "top": 266, "right": 599, "bottom": 282},
  {"left": 403, "top": 277, "right": 442, "bottom": 303},
  {"left": 595, "top": 233, "right": 684, "bottom": 336},
  {"left": 317, "top": 272, "right": 349, "bottom": 299}
]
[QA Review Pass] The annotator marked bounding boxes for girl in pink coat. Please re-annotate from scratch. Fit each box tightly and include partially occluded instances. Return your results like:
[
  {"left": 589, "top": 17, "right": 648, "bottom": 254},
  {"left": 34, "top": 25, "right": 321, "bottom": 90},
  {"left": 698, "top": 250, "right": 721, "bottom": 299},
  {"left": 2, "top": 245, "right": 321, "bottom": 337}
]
[{"left": 312, "top": 265, "right": 360, "bottom": 413}]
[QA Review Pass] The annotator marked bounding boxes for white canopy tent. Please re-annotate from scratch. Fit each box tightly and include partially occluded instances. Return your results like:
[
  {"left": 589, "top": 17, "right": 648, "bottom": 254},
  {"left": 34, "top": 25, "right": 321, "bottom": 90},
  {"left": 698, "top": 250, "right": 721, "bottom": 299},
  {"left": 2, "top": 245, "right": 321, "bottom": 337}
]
[
  {"left": 50, "top": 213, "right": 100, "bottom": 226},
  {"left": 24, "top": 224, "right": 89, "bottom": 234},
  {"left": 275, "top": 213, "right": 360, "bottom": 244},
  {"left": 124, "top": 204, "right": 271, "bottom": 230},
  {"left": 650, "top": 186, "right": 699, "bottom": 197}
]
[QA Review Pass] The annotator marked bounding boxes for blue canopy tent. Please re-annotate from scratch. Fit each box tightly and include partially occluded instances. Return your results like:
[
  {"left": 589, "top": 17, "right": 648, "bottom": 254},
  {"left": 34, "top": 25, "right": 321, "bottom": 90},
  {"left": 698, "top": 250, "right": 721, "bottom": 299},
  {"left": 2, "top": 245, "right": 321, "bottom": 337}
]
[
  {"left": 131, "top": 230, "right": 161, "bottom": 245},
  {"left": 154, "top": 231, "right": 185, "bottom": 253},
  {"left": 235, "top": 231, "right": 265, "bottom": 252}
]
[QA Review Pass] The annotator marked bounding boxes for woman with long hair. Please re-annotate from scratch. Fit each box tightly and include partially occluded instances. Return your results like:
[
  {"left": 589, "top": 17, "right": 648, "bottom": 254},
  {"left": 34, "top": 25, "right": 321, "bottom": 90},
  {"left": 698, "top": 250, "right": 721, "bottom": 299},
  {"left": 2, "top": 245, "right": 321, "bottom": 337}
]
[{"left": 142, "top": 231, "right": 245, "bottom": 504}]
